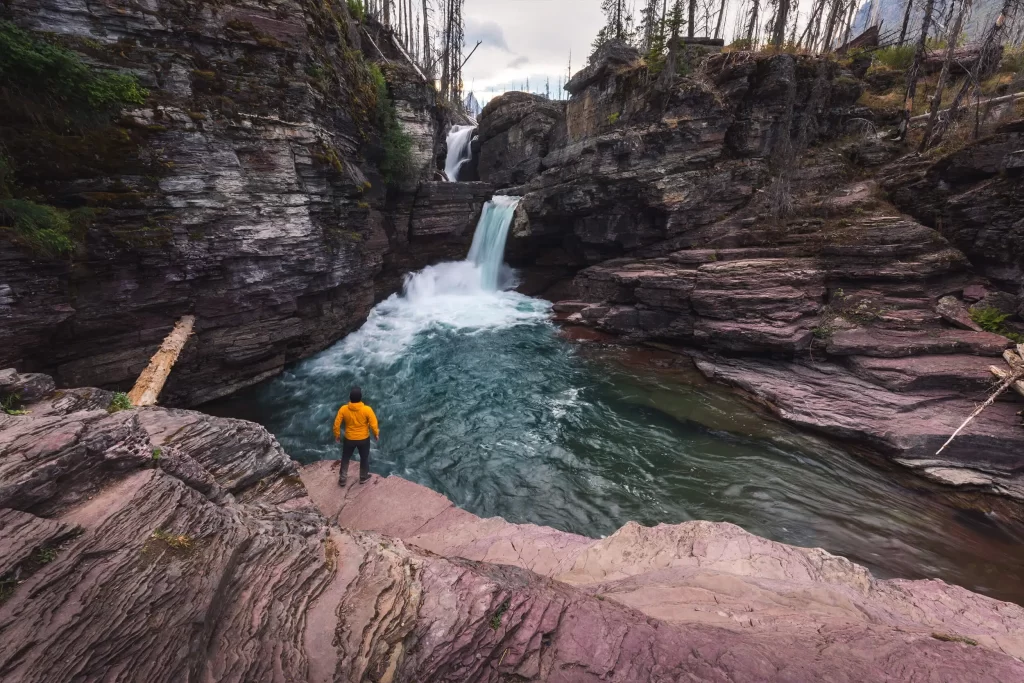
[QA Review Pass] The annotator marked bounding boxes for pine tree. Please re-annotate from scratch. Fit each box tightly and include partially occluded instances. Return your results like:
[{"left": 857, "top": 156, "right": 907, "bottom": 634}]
[{"left": 640, "top": 0, "right": 662, "bottom": 50}]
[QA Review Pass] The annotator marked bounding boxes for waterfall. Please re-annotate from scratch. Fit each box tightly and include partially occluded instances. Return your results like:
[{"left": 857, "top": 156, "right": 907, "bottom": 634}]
[
  {"left": 304, "top": 194, "right": 538, "bottom": 366},
  {"left": 467, "top": 196, "right": 520, "bottom": 291},
  {"left": 444, "top": 125, "right": 476, "bottom": 182}
]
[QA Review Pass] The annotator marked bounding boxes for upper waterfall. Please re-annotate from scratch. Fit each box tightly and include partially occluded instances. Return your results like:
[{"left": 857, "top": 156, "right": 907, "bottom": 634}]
[{"left": 444, "top": 125, "right": 476, "bottom": 182}]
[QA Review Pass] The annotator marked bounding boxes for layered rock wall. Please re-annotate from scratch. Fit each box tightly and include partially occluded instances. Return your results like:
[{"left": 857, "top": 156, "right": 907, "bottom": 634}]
[{"left": 0, "top": 2, "right": 476, "bottom": 406}]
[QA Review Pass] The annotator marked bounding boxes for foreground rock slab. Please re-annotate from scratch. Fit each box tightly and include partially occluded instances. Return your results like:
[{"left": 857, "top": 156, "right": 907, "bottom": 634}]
[
  {"left": 303, "top": 461, "right": 1024, "bottom": 665},
  {"left": 2, "top": 376, "right": 1023, "bottom": 681}
]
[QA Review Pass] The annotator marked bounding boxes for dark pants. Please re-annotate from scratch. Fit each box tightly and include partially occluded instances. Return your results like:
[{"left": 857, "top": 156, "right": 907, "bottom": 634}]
[{"left": 340, "top": 438, "right": 371, "bottom": 482}]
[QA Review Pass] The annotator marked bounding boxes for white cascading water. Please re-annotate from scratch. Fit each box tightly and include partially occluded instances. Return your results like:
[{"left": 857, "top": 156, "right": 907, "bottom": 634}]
[
  {"left": 444, "top": 125, "right": 477, "bottom": 181},
  {"left": 316, "top": 196, "right": 547, "bottom": 367}
]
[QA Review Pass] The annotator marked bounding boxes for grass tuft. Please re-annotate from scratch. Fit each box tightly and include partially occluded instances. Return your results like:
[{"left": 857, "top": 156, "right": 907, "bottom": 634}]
[
  {"left": 107, "top": 392, "right": 133, "bottom": 413},
  {"left": 873, "top": 44, "right": 915, "bottom": 71}
]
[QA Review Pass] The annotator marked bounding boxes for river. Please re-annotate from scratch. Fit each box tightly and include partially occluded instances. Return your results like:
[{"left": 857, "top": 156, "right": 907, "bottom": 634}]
[{"left": 210, "top": 196, "right": 1024, "bottom": 606}]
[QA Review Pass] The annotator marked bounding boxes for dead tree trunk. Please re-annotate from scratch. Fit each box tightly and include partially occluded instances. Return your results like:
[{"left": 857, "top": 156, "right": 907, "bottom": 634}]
[
  {"left": 128, "top": 316, "right": 196, "bottom": 407},
  {"left": 921, "top": 0, "right": 970, "bottom": 150},
  {"left": 688, "top": 0, "right": 697, "bottom": 37},
  {"left": 772, "top": 0, "right": 791, "bottom": 45},
  {"left": 746, "top": 0, "right": 761, "bottom": 42},
  {"left": 897, "top": 0, "right": 936, "bottom": 138},
  {"left": 422, "top": 0, "right": 432, "bottom": 77},
  {"left": 714, "top": 0, "right": 727, "bottom": 37},
  {"left": 898, "top": 0, "right": 914, "bottom": 45},
  {"left": 929, "top": 0, "right": 1019, "bottom": 146}
]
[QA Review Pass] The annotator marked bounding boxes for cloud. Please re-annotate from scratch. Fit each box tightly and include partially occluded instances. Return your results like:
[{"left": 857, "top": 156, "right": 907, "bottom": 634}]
[
  {"left": 465, "top": 17, "right": 510, "bottom": 52},
  {"left": 507, "top": 55, "right": 530, "bottom": 68}
]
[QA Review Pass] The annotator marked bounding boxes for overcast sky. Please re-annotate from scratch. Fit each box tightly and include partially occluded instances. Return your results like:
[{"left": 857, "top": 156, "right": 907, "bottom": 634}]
[{"left": 462, "top": 0, "right": 606, "bottom": 105}]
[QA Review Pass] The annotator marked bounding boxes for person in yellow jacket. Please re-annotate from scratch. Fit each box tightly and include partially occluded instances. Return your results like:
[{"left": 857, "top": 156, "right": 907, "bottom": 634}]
[{"left": 333, "top": 386, "right": 379, "bottom": 486}]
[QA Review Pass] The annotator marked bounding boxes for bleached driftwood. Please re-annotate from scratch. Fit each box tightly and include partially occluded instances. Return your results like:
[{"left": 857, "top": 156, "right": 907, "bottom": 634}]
[
  {"left": 127, "top": 316, "right": 196, "bottom": 407},
  {"left": 936, "top": 344, "right": 1024, "bottom": 455}
]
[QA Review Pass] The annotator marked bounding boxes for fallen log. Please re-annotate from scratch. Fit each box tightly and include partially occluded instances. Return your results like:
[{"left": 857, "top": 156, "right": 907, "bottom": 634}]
[
  {"left": 127, "top": 316, "right": 196, "bottom": 407},
  {"left": 908, "top": 91, "right": 1022, "bottom": 123}
]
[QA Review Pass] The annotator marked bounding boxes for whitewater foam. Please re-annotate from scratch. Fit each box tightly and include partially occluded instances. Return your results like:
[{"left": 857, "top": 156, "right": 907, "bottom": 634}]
[{"left": 308, "top": 195, "right": 546, "bottom": 369}]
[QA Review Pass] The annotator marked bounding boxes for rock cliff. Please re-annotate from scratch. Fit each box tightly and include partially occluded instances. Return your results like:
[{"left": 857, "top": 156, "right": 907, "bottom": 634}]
[
  {"left": 477, "top": 45, "right": 1024, "bottom": 501},
  {"left": 0, "top": 1, "right": 474, "bottom": 407},
  {"left": 3, "top": 371, "right": 1024, "bottom": 682}
]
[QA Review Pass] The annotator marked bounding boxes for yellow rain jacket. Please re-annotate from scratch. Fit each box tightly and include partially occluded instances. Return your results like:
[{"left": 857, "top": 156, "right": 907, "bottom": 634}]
[{"left": 333, "top": 402, "right": 379, "bottom": 441}]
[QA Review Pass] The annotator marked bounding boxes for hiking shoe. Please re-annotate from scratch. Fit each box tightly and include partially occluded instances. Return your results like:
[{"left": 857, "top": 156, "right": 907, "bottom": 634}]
[
  {"left": 359, "top": 475, "right": 371, "bottom": 484},
  {"left": 338, "top": 473, "right": 347, "bottom": 487}
]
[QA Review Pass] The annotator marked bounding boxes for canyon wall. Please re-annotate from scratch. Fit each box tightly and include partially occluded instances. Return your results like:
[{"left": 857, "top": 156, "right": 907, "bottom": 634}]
[
  {"left": 479, "top": 43, "right": 1024, "bottom": 500},
  {"left": 0, "top": 1, "right": 474, "bottom": 406}
]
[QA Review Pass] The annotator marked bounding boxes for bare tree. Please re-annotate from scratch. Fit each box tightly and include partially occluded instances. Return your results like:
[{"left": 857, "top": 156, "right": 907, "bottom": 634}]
[
  {"left": 921, "top": 0, "right": 971, "bottom": 150},
  {"left": 422, "top": 0, "right": 432, "bottom": 77},
  {"left": 714, "top": 0, "right": 728, "bottom": 37},
  {"left": 897, "top": 0, "right": 917, "bottom": 46},
  {"left": 898, "top": 0, "right": 936, "bottom": 138},
  {"left": 688, "top": 0, "right": 697, "bottom": 36},
  {"left": 929, "top": 0, "right": 1022, "bottom": 146},
  {"left": 746, "top": 0, "right": 762, "bottom": 42},
  {"left": 771, "top": 0, "right": 791, "bottom": 45}
]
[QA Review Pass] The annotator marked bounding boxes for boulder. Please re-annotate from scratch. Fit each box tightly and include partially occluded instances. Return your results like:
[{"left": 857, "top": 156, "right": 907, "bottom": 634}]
[{"left": 937, "top": 295, "right": 984, "bottom": 331}]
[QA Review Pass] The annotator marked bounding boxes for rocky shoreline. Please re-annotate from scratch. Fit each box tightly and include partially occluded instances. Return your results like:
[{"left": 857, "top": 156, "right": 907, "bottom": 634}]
[{"left": 2, "top": 369, "right": 1024, "bottom": 681}]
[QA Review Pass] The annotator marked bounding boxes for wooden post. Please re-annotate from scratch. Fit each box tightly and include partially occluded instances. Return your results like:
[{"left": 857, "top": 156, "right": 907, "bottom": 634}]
[{"left": 128, "top": 316, "right": 196, "bottom": 407}]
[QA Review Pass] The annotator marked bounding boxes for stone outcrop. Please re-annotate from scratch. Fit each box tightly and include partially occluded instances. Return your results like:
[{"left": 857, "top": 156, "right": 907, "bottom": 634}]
[
  {"left": 477, "top": 48, "right": 1024, "bottom": 499},
  {"left": 0, "top": 2, "right": 475, "bottom": 407},
  {"left": 476, "top": 92, "right": 565, "bottom": 188},
  {"left": 3, "top": 373, "right": 1024, "bottom": 682},
  {"left": 881, "top": 119, "right": 1024, "bottom": 315}
]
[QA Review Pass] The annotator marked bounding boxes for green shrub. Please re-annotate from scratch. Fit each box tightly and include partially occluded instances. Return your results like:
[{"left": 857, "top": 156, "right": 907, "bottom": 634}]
[
  {"left": 0, "top": 198, "right": 76, "bottom": 256},
  {"left": 1000, "top": 47, "right": 1024, "bottom": 74},
  {"left": 971, "top": 306, "right": 1024, "bottom": 343},
  {"left": 107, "top": 392, "right": 133, "bottom": 413},
  {"left": 873, "top": 44, "right": 915, "bottom": 71},
  {"left": 347, "top": 0, "right": 366, "bottom": 21},
  {"left": 607, "top": 112, "right": 620, "bottom": 124},
  {"left": 1, "top": 393, "right": 28, "bottom": 416},
  {"left": 368, "top": 64, "right": 413, "bottom": 186},
  {"left": 0, "top": 21, "right": 147, "bottom": 118}
]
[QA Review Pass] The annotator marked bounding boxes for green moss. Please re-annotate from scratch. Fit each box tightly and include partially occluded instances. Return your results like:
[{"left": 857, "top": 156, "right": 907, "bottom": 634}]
[
  {"left": 1, "top": 393, "right": 28, "bottom": 416},
  {"left": 607, "top": 112, "right": 620, "bottom": 125},
  {"left": 313, "top": 144, "right": 345, "bottom": 173},
  {"left": 0, "top": 21, "right": 147, "bottom": 116},
  {"left": 489, "top": 599, "right": 510, "bottom": 630}
]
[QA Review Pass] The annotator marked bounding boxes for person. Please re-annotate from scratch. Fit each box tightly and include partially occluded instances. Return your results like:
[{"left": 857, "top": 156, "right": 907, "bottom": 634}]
[{"left": 333, "top": 386, "right": 379, "bottom": 486}]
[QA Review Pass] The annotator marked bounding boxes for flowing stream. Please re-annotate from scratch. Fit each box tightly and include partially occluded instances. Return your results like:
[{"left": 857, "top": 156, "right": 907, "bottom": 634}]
[{"left": 212, "top": 196, "right": 1024, "bottom": 605}]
